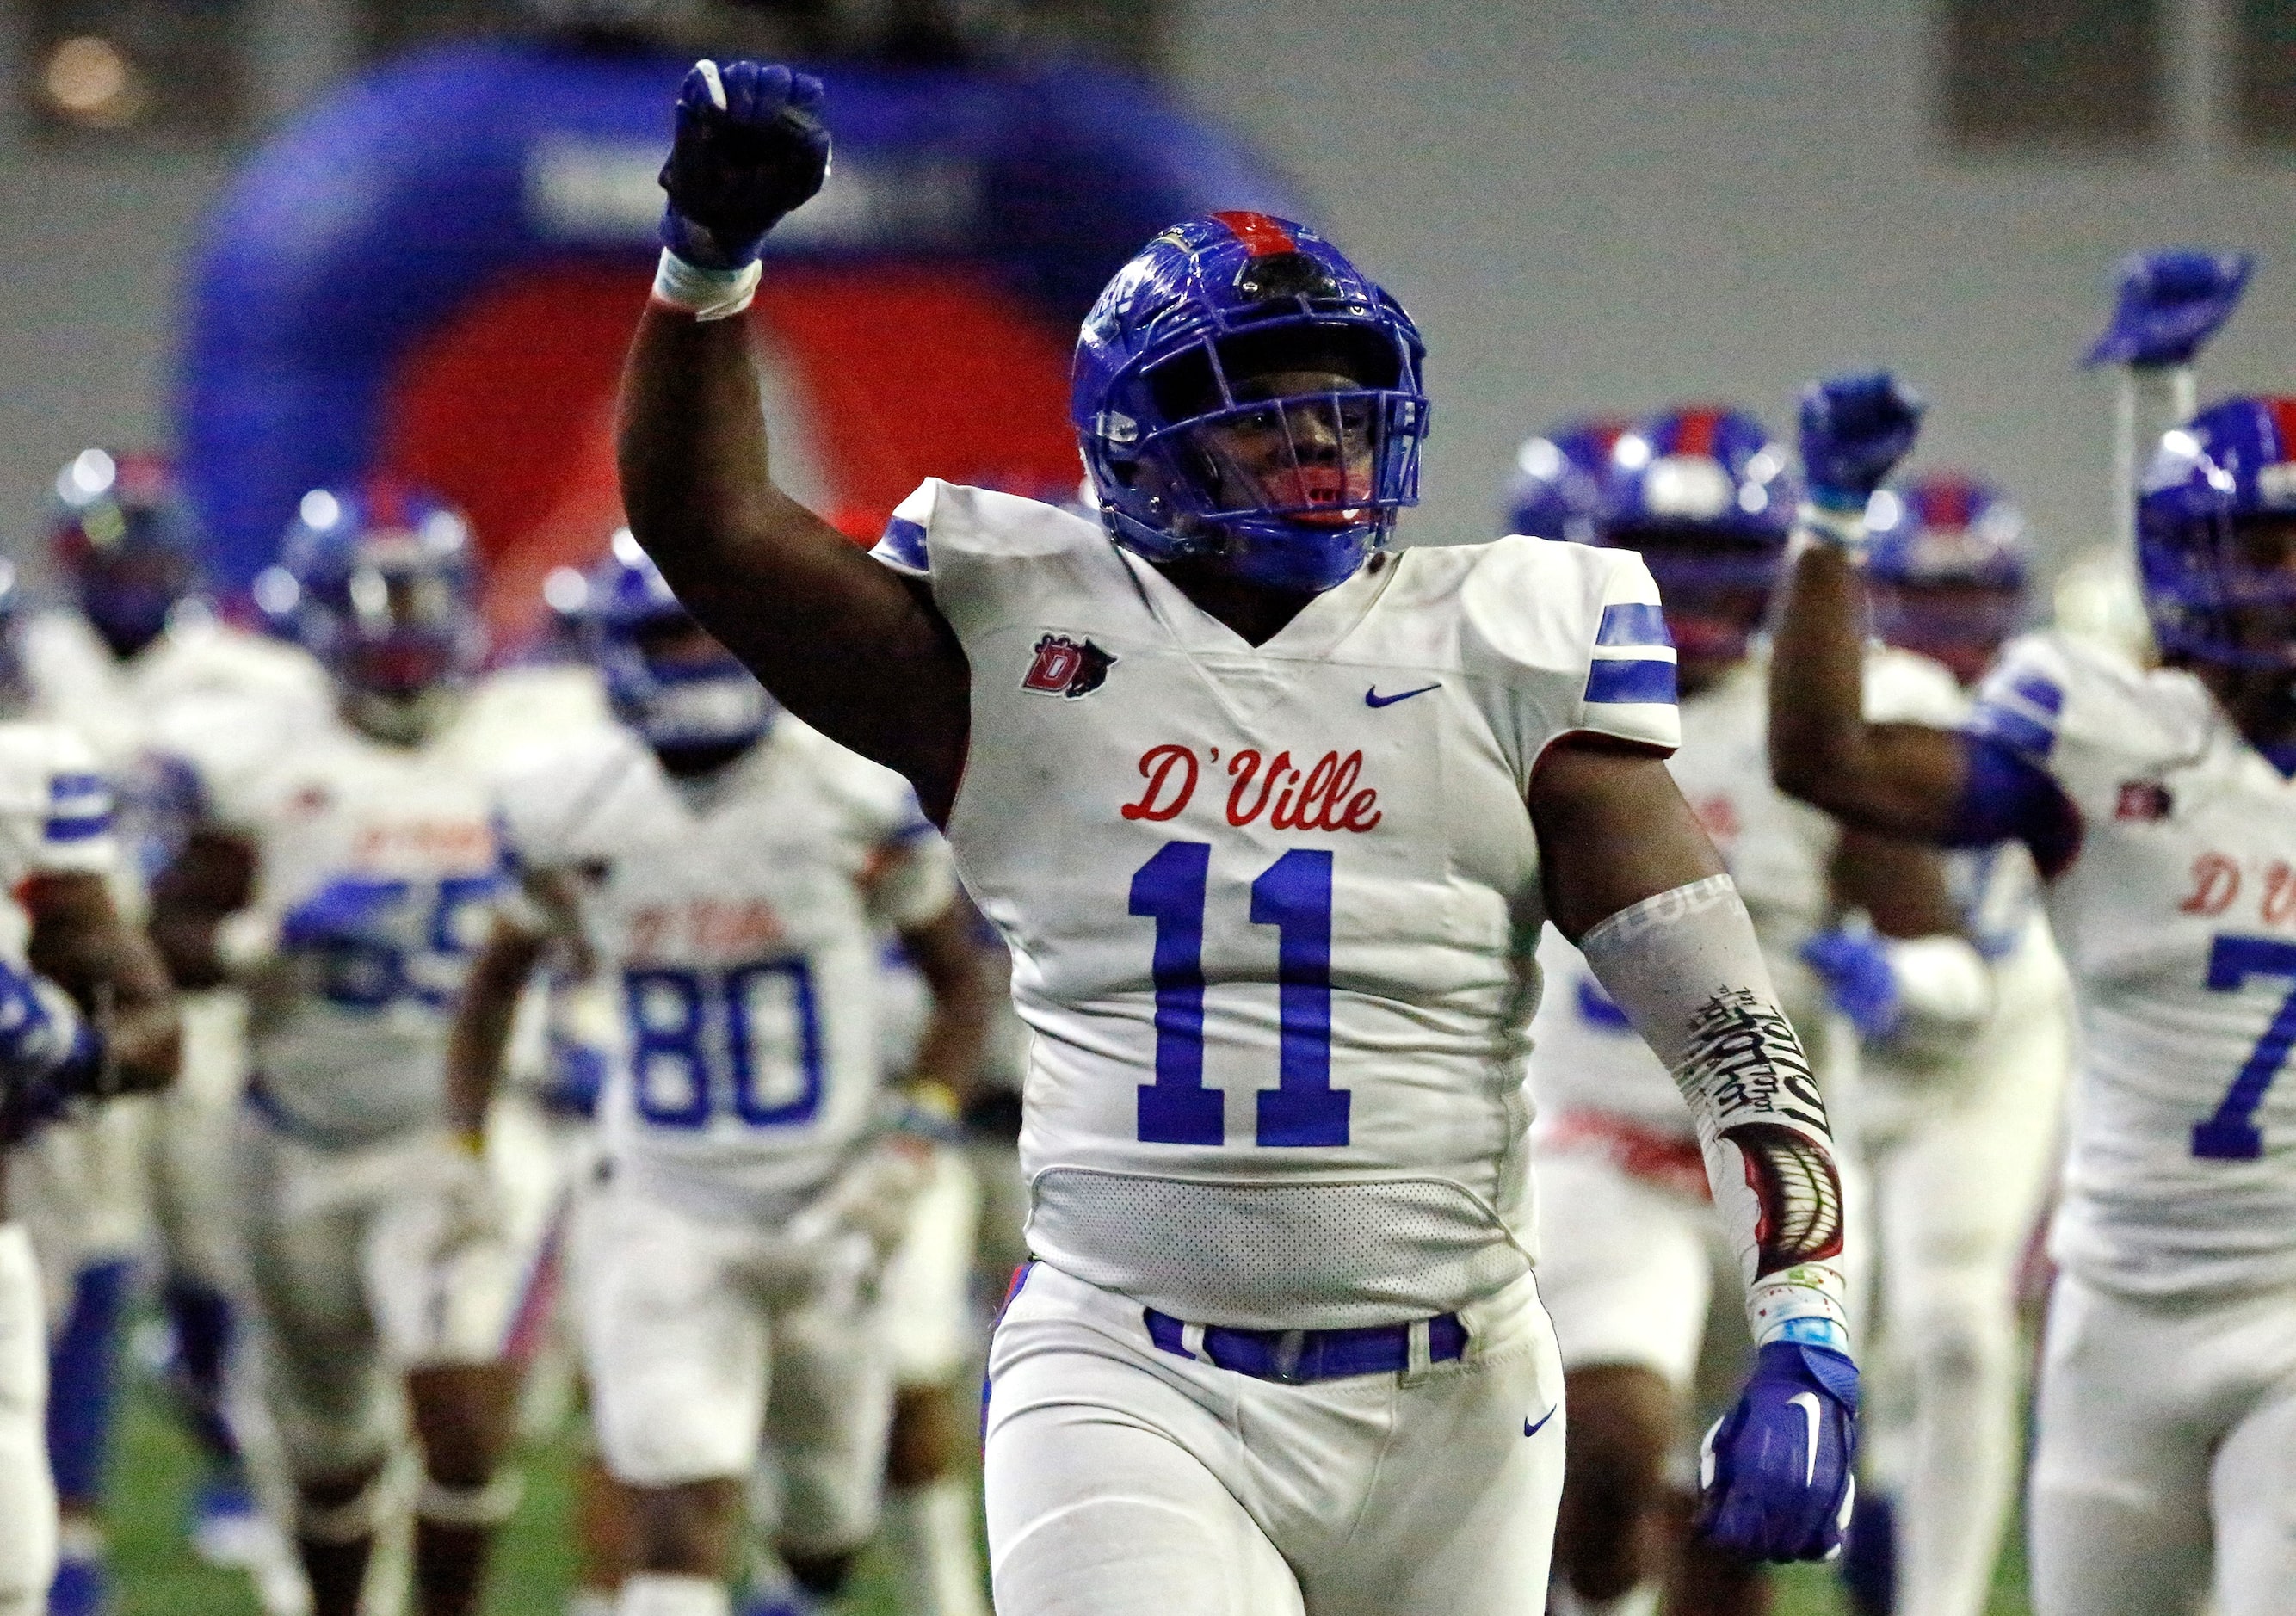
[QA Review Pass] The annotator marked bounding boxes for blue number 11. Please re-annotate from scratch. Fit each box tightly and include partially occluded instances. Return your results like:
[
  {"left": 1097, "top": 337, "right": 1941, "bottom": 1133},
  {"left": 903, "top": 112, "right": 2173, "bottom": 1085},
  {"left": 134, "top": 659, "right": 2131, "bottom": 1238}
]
[{"left": 1128, "top": 841, "right": 1348, "bottom": 1147}]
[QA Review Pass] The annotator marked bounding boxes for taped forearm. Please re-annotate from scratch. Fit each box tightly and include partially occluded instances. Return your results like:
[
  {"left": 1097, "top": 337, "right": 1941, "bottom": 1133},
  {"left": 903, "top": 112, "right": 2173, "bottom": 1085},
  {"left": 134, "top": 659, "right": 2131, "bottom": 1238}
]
[{"left": 1576, "top": 874, "right": 1852, "bottom": 1351}]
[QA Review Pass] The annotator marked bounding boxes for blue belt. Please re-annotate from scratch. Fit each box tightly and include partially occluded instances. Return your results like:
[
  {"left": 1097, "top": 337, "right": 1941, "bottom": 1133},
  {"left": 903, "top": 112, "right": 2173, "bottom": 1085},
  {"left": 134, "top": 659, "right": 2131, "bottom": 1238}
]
[{"left": 1144, "top": 1308, "right": 1467, "bottom": 1383}]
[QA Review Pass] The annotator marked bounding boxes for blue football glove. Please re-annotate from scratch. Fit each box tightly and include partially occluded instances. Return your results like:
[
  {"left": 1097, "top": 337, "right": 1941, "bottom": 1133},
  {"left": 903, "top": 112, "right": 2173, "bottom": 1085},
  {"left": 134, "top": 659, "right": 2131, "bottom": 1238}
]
[
  {"left": 0, "top": 959, "right": 104, "bottom": 1144},
  {"left": 1799, "top": 927, "right": 1901, "bottom": 1041},
  {"left": 279, "top": 877, "right": 408, "bottom": 952},
  {"left": 1798, "top": 372, "right": 1923, "bottom": 511},
  {"left": 1699, "top": 1340, "right": 1861, "bottom": 1563},
  {"left": 2083, "top": 249, "right": 2253, "bottom": 369},
  {"left": 658, "top": 60, "right": 830, "bottom": 272}
]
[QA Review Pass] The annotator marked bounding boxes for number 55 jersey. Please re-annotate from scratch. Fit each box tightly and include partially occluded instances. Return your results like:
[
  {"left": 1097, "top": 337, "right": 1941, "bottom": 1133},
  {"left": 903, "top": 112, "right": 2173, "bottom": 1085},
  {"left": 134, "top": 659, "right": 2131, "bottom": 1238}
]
[
  {"left": 873, "top": 481, "right": 1679, "bottom": 1329},
  {"left": 1969, "top": 630, "right": 2296, "bottom": 1297}
]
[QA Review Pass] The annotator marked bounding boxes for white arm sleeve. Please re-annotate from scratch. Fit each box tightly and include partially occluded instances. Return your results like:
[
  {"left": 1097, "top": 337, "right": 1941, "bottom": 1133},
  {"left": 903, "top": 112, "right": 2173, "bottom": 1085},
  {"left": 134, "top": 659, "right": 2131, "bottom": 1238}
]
[{"left": 1577, "top": 873, "right": 1853, "bottom": 1352}]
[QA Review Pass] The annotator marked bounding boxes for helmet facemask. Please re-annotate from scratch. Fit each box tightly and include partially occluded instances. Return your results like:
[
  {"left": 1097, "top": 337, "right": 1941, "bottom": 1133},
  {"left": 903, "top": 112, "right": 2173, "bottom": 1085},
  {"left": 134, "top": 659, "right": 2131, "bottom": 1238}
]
[
  {"left": 1607, "top": 522, "right": 1782, "bottom": 676},
  {"left": 596, "top": 607, "right": 775, "bottom": 775},
  {"left": 336, "top": 548, "right": 479, "bottom": 745}
]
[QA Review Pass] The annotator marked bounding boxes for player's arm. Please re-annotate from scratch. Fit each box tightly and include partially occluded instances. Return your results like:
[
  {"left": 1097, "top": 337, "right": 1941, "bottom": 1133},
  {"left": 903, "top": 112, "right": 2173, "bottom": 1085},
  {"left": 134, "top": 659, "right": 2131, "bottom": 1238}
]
[
  {"left": 893, "top": 904, "right": 989, "bottom": 1116},
  {"left": 145, "top": 826, "right": 259, "bottom": 990},
  {"left": 444, "top": 867, "right": 581, "bottom": 1145},
  {"left": 616, "top": 62, "right": 969, "bottom": 818},
  {"left": 23, "top": 872, "right": 179, "bottom": 1092},
  {"left": 1801, "top": 830, "right": 1992, "bottom": 1053},
  {"left": 1531, "top": 736, "right": 1856, "bottom": 1564}
]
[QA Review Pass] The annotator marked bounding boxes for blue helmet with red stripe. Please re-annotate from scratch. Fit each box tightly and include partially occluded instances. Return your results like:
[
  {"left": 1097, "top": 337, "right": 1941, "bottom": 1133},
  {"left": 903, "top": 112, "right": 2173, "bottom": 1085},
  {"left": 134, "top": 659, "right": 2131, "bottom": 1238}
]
[
  {"left": 1071, "top": 212, "right": 1431, "bottom": 595},
  {"left": 259, "top": 478, "right": 484, "bottom": 743},
  {"left": 2138, "top": 396, "right": 2296, "bottom": 669},
  {"left": 1503, "top": 418, "right": 1626, "bottom": 544},
  {"left": 48, "top": 449, "right": 204, "bottom": 660},
  {"left": 580, "top": 529, "right": 775, "bottom": 765},
  {"left": 1863, "top": 473, "right": 2031, "bottom": 684},
  {"left": 1596, "top": 405, "right": 1795, "bottom": 667}
]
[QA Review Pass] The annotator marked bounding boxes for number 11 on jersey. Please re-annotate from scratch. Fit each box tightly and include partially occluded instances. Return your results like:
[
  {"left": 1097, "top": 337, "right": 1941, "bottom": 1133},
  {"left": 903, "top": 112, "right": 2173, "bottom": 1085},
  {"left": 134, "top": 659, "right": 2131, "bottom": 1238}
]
[{"left": 1129, "top": 840, "right": 1349, "bottom": 1148}]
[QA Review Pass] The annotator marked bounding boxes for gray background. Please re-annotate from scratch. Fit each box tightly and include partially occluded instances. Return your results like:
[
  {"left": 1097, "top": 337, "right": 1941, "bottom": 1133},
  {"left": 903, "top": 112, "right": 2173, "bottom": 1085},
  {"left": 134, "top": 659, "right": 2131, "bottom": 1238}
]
[{"left": 3, "top": 0, "right": 2292, "bottom": 569}]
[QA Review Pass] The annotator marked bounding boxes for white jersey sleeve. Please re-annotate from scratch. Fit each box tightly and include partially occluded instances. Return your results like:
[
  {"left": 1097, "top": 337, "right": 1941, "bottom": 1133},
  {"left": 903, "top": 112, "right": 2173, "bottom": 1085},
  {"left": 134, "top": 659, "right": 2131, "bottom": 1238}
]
[
  {"left": 894, "top": 478, "right": 1679, "bottom": 1328},
  {"left": 0, "top": 725, "right": 118, "bottom": 881},
  {"left": 1970, "top": 631, "right": 2296, "bottom": 1297}
]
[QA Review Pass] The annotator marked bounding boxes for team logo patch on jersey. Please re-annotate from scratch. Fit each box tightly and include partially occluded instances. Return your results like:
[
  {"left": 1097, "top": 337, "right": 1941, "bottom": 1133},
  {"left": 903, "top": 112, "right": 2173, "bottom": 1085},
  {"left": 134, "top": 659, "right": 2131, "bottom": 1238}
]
[
  {"left": 2116, "top": 780, "right": 2172, "bottom": 822},
  {"left": 1021, "top": 633, "right": 1117, "bottom": 700}
]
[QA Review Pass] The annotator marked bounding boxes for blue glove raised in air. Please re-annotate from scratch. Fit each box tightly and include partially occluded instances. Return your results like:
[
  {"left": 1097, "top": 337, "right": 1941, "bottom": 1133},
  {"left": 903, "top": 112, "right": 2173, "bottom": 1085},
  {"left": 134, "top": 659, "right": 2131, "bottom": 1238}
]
[
  {"left": 1800, "top": 927, "right": 1901, "bottom": 1040},
  {"left": 0, "top": 958, "right": 103, "bottom": 1143},
  {"left": 1700, "top": 1340, "right": 1861, "bottom": 1563},
  {"left": 279, "top": 877, "right": 408, "bottom": 952},
  {"left": 659, "top": 60, "right": 830, "bottom": 272},
  {"left": 2083, "top": 249, "right": 2253, "bottom": 369},
  {"left": 1798, "top": 372, "right": 1923, "bottom": 512}
]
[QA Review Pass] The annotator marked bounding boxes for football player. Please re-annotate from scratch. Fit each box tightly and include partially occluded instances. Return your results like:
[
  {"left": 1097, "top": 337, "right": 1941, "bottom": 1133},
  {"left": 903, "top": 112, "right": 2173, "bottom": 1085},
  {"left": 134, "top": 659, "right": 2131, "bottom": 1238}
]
[
  {"left": 1502, "top": 416, "right": 1626, "bottom": 546},
  {"left": 0, "top": 558, "right": 182, "bottom": 1615},
  {"left": 27, "top": 451, "right": 327, "bottom": 1608},
  {"left": 148, "top": 481, "right": 528, "bottom": 1616},
  {"left": 1766, "top": 253, "right": 2296, "bottom": 1615},
  {"left": 444, "top": 537, "right": 987, "bottom": 1616},
  {"left": 1522, "top": 409, "right": 1987, "bottom": 1616},
  {"left": 1842, "top": 478, "right": 2071, "bottom": 1616},
  {"left": 608, "top": 61, "right": 1862, "bottom": 1616}
]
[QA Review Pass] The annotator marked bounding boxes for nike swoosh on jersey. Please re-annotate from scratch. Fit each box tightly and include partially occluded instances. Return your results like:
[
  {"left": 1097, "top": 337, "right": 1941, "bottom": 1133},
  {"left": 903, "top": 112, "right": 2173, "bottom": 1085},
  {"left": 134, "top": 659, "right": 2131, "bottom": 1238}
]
[
  {"left": 1522, "top": 1405, "right": 1557, "bottom": 1438},
  {"left": 1789, "top": 1391, "right": 1823, "bottom": 1485},
  {"left": 1365, "top": 683, "right": 1441, "bottom": 708}
]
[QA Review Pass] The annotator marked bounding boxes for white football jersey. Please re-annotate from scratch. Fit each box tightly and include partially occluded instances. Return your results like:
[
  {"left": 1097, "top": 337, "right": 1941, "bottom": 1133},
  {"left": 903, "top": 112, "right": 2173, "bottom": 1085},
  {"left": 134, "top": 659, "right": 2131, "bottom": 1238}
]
[
  {"left": 206, "top": 696, "right": 507, "bottom": 1144},
  {"left": 490, "top": 719, "right": 954, "bottom": 1221},
  {"left": 1972, "top": 631, "right": 2296, "bottom": 1297},
  {"left": 874, "top": 481, "right": 1680, "bottom": 1329},
  {"left": 0, "top": 721, "right": 118, "bottom": 968}
]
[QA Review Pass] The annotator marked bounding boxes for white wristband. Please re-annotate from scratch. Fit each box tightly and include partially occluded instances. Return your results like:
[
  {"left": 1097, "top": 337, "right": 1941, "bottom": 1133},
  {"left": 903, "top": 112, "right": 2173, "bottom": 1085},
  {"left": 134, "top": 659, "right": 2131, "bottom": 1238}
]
[
  {"left": 1794, "top": 501, "right": 1867, "bottom": 553},
  {"left": 651, "top": 249, "right": 762, "bottom": 322},
  {"left": 213, "top": 909, "right": 279, "bottom": 976}
]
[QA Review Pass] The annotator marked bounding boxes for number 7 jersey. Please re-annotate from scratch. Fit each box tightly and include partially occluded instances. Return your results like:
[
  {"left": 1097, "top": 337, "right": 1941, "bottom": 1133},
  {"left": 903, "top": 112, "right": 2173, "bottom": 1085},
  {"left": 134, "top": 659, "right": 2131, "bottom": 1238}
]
[
  {"left": 875, "top": 482, "right": 1679, "bottom": 1329},
  {"left": 1972, "top": 630, "right": 2296, "bottom": 1297}
]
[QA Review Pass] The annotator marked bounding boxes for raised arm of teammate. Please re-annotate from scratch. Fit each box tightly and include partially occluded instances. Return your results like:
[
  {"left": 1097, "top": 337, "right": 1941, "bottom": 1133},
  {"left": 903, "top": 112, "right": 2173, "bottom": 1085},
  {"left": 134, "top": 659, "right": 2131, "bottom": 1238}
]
[
  {"left": 24, "top": 870, "right": 179, "bottom": 1094},
  {"left": 615, "top": 63, "right": 969, "bottom": 820}
]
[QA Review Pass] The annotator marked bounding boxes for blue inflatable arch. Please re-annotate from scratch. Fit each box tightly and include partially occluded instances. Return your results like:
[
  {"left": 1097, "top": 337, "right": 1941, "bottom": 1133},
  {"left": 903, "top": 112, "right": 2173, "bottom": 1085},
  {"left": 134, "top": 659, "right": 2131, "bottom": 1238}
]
[{"left": 176, "top": 39, "right": 1299, "bottom": 637}]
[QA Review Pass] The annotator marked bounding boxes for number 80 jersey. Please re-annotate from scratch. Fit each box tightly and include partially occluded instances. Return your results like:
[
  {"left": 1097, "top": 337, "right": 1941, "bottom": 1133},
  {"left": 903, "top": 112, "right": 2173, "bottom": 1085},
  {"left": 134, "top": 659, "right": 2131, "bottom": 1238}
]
[{"left": 875, "top": 483, "right": 1679, "bottom": 1329}]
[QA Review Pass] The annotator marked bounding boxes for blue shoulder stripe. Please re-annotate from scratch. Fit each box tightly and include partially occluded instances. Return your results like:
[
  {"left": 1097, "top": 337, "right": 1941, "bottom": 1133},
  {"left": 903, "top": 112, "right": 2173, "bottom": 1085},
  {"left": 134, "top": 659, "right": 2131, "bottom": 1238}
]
[
  {"left": 46, "top": 813, "right": 112, "bottom": 843},
  {"left": 1595, "top": 602, "right": 1671, "bottom": 648},
  {"left": 1585, "top": 657, "right": 1677, "bottom": 706},
  {"left": 1967, "top": 670, "right": 2065, "bottom": 763},
  {"left": 873, "top": 515, "right": 930, "bottom": 573}
]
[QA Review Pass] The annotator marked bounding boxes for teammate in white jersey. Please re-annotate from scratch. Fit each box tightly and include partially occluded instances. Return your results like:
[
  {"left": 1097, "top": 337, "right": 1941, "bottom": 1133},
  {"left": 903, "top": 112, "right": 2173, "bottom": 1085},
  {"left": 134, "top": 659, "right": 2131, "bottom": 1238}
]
[
  {"left": 151, "top": 481, "right": 529, "bottom": 1616},
  {"left": 1512, "top": 409, "right": 1984, "bottom": 1616},
  {"left": 32, "top": 448, "right": 329, "bottom": 1608},
  {"left": 445, "top": 539, "right": 986, "bottom": 1616},
  {"left": 607, "top": 61, "right": 1863, "bottom": 1616},
  {"left": 1836, "top": 477, "right": 2070, "bottom": 1616},
  {"left": 0, "top": 564, "right": 182, "bottom": 1614},
  {"left": 1768, "top": 258, "right": 2296, "bottom": 1615}
]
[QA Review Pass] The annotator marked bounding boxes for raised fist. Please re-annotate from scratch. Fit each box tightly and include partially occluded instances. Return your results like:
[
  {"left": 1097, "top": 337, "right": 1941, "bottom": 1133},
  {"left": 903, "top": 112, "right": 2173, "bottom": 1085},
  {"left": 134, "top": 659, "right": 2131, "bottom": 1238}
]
[
  {"left": 2083, "top": 249, "right": 2253, "bottom": 369},
  {"left": 1699, "top": 1340, "right": 1860, "bottom": 1562},
  {"left": 1798, "top": 371, "right": 1923, "bottom": 511},
  {"left": 658, "top": 60, "right": 830, "bottom": 272}
]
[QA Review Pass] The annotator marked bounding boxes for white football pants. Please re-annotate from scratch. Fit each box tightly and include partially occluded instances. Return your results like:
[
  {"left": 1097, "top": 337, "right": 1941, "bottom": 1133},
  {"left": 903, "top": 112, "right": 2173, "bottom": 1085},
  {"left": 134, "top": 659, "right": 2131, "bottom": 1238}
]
[
  {"left": 2028, "top": 1270, "right": 2296, "bottom": 1616},
  {"left": 984, "top": 1260, "right": 1565, "bottom": 1616},
  {"left": 0, "top": 1222, "right": 57, "bottom": 1613}
]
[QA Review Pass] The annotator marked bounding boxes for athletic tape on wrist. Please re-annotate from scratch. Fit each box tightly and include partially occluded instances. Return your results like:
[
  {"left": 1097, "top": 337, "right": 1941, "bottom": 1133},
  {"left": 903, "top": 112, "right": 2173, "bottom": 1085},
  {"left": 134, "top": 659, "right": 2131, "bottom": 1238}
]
[
  {"left": 1793, "top": 501, "right": 1867, "bottom": 552},
  {"left": 1577, "top": 873, "right": 1853, "bottom": 1350},
  {"left": 651, "top": 249, "right": 762, "bottom": 322},
  {"left": 299, "top": 1478, "right": 384, "bottom": 1544},
  {"left": 416, "top": 1470, "right": 525, "bottom": 1528},
  {"left": 213, "top": 909, "right": 279, "bottom": 976}
]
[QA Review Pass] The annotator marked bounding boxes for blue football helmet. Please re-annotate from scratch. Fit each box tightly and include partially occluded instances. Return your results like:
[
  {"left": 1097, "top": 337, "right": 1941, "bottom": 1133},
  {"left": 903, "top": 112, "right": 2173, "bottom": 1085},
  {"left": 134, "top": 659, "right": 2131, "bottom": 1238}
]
[
  {"left": 2138, "top": 396, "right": 2296, "bottom": 671},
  {"left": 1597, "top": 406, "right": 1796, "bottom": 667},
  {"left": 48, "top": 449, "right": 203, "bottom": 660},
  {"left": 1503, "top": 418, "right": 1626, "bottom": 544},
  {"left": 1072, "top": 212, "right": 1431, "bottom": 595},
  {"left": 1862, "top": 474, "right": 2030, "bottom": 685},
  {"left": 583, "top": 529, "right": 775, "bottom": 766},
  {"left": 260, "top": 478, "right": 485, "bottom": 743}
]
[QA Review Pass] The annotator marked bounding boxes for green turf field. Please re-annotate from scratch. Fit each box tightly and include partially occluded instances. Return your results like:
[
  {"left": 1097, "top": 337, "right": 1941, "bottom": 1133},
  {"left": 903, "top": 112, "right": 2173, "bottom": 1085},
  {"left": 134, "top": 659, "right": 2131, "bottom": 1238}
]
[{"left": 104, "top": 1369, "right": 2033, "bottom": 1615}]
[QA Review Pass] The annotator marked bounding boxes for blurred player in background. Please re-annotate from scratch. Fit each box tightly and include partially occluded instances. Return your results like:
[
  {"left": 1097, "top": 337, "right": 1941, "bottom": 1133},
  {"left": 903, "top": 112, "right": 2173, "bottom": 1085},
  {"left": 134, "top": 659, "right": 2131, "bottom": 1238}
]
[
  {"left": 149, "top": 481, "right": 532, "bottom": 1616},
  {"left": 1839, "top": 477, "right": 2070, "bottom": 1616},
  {"left": 615, "top": 61, "right": 1864, "bottom": 1616},
  {"left": 448, "top": 538, "right": 987, "bottom": 1616},
  {"left": 0, "top": 558, "right": 183, "bottom": 1613},
  {"left": 1518, "top": 408, "right": 1988, "bottom": 1616},
  {"left": 27, "top": 451, "right": 326, "bottom": 1613},
  {"left": 1769, "top": 252, "right": 2296, "bottom": 1615}
]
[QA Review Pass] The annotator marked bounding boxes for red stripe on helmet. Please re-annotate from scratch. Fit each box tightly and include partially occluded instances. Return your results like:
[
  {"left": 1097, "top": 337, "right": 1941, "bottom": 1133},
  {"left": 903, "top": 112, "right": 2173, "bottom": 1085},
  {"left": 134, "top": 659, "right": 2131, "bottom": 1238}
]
[
  {"left": 1923, "top": 476, "right": 1976, "bottom": 532},
  {"left": 1673, "top": 409, "right": 1721, "bottom": 460},
  {"left": 2266, "top": 397, "right": 2296, "bottom": 463},
  {"left": 1210, "top": 211, "right": 1299, "bottom": 257}
]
